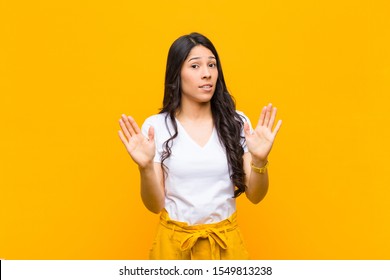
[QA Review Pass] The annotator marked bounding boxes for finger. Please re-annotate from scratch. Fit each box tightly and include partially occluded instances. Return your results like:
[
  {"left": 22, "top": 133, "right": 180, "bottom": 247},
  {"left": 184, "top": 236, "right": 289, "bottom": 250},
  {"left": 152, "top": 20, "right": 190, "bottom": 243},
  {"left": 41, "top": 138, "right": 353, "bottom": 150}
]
[
  {"left": 263, "top": 103, "right": 272, "bottom": 127},
  {"left": 119, "top": 119, "right": 131, "bottom": 140},
  {"left": 128, "top": 116, "right": 141, "bottom": 134},
  {"left": 118, "top": 130, "right": 129, "bottom": 146},
  {"left": 121, "top": 114, "right": 136, "bottom": 136},
  {"left": 268, "top": 107, "right": 277, "bottom": 129},
  {"left": 257, "top": 106, "right": 267, "bottom": 127},
  {"left": 243, "top": 122, "right": 251, "bottom": 137},
  {"left": 272, "top": 120, "right": 282, "bottom": 136},
  {"left": 148, "top": 126, "right": 155, "bottom": 142}
]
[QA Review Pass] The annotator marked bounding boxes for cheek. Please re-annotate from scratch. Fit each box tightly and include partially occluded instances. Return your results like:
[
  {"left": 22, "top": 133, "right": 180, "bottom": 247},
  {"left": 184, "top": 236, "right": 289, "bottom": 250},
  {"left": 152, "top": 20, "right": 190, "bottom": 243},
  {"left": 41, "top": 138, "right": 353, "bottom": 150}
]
[
  {"left": 181, "top": 72, "right": 196, "bottom": 87},
  {"left": 212, "top": 68, "right": 219, "bottom": 80},
  {"left": 180, "top": 73, "right": 193, "bottom": 93}
]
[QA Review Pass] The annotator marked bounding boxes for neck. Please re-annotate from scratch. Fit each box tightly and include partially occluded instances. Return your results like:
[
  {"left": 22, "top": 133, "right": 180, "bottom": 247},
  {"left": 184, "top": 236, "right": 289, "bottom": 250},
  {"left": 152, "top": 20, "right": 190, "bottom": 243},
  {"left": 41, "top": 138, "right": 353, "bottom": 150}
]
[{"left": 176, "top": 100, "right": 212, "bottom": 121}]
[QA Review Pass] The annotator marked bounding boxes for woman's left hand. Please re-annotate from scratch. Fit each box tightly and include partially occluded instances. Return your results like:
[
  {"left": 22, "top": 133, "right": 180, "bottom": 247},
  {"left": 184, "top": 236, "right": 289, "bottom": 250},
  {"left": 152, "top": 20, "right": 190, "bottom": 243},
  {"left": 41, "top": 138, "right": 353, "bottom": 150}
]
[{"left": 244, "top": 103, "right": 282, "bottom": 163}]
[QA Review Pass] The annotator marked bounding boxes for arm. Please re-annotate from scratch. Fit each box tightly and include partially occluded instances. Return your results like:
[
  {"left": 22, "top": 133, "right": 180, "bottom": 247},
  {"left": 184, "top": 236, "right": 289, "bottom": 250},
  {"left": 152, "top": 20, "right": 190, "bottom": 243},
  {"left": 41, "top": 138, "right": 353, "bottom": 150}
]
[
  {"left": 118, "top": 115, "right": 165, "bottom": 213},
  {"left": 243, "top": 153, "right": 269, "bottom": 204},
  {"left": 243, "top": 104, "right": 282, "bottom": 204},
  {"left": 139, "top": 162, "right": 165, "bottom": 213}
]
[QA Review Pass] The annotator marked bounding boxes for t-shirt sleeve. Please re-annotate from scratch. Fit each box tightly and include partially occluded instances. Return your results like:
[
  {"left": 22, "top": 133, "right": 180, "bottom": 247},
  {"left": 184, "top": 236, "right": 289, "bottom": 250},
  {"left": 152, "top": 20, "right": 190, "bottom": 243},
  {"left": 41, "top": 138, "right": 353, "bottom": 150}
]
[
  {"left": 141, "top": 116, "right": 162, "bottom": 163},
  {"left": 237, "top": 111, "right": 253, "bottom": 153}
]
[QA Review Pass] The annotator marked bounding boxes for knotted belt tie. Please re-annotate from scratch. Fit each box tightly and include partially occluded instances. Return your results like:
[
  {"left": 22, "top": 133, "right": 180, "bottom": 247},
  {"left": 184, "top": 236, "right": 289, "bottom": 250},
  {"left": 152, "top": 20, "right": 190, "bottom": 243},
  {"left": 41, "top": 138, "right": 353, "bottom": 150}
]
[
  {"left": 180, "top": 228, "right": 228, "bottom": 260},
  {"left": 159, "top": 209, "right": 238, "bottom": 260}
]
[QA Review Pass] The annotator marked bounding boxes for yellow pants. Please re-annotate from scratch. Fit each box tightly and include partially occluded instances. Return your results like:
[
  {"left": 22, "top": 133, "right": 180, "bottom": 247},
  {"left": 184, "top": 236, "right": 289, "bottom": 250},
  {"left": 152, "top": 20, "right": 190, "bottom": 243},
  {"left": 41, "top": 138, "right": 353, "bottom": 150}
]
[{"left": 149, "top": 209, "right": 250, "bottom": 260}]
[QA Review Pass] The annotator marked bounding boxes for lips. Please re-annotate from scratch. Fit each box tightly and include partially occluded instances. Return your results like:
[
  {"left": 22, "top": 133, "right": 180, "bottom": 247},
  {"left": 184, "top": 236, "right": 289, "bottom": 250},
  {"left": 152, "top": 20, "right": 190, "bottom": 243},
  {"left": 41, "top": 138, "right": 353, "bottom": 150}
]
[{"left": 199, "top": 84, "right": 213, "bottom": 89}]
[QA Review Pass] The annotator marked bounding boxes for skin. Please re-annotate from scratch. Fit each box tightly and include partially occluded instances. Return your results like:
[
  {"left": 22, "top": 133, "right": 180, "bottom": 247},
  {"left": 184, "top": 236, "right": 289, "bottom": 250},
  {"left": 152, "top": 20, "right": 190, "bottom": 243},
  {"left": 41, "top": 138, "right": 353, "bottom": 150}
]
[
  {"left": 118, "top": 45, "right": 282, "bottom": 213},
  {"left": 243, "top": 103, "right": 282, "bottom": 203},
  {"left": 180, "top": 45, "right": 218, "bottom": 107},
  {"left": 175, "top": 46, "right": 218, "bottom": 147}
]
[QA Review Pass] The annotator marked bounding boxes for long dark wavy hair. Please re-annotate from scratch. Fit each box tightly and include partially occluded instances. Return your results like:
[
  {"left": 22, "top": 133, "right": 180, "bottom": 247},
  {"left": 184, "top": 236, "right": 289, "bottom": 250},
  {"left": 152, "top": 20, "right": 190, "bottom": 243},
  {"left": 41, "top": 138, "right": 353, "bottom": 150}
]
[{"left": 159, "top": 32, "right": 246, "bottom": 197}]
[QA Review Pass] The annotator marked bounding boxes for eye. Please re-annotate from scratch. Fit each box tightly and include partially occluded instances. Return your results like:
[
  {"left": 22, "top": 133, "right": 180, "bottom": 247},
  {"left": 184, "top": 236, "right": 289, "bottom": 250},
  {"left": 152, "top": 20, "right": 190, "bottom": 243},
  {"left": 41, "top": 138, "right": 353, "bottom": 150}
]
[
  {"left": 209, "top": 63, "right": 217, "bottom": 68},
  {"left": 191, "top": 64, "right": 199, "bottom": 69}
]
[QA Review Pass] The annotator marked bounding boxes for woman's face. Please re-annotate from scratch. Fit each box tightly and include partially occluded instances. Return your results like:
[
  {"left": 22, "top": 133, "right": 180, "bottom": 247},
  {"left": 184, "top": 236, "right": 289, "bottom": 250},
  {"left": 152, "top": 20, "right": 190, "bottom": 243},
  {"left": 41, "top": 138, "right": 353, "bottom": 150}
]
[{"left": 180, "top": 45, "right": 218, "bottom": 105}]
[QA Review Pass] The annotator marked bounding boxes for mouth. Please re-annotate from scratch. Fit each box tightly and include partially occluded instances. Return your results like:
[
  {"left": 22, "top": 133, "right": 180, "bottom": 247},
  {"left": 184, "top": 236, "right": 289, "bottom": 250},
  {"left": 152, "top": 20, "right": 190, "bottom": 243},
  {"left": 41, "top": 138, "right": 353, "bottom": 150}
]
[{"left": 199, "top": 84, "right": 213, "bottom": 89}]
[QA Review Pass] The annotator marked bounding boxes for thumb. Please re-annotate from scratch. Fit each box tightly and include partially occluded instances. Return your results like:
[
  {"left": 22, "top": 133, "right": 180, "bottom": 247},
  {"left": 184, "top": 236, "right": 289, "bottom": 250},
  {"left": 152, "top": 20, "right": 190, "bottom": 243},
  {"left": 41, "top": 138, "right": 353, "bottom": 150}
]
[
  {"left": 243, "top": 122, "right": 251, "bottom": 137},
  {"left": 148, "top": 126, "right": 155, "bottom": 142}
]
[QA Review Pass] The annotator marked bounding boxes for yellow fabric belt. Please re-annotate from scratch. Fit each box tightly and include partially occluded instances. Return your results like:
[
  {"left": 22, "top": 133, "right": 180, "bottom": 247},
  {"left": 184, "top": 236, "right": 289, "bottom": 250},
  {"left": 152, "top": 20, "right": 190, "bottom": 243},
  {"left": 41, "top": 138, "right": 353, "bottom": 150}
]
[{"left": 159, "top": 210, "right": 238, "bottom": 260}]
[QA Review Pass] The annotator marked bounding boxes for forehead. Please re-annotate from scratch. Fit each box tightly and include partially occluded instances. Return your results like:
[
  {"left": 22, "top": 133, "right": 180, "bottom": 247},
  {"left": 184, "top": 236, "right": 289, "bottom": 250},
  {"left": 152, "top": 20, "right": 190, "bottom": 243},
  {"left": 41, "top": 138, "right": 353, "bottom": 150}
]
[{"left": 186, "top": 45, "right": 215, "bottom": 60}]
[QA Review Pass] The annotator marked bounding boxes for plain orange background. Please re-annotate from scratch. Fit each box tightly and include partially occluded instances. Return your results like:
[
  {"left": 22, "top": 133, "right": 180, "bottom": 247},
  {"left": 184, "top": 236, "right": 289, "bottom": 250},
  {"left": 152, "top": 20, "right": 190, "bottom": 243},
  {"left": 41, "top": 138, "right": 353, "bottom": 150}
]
[{"left": 1, "top": 0, "right": 389, "bottom": 259}]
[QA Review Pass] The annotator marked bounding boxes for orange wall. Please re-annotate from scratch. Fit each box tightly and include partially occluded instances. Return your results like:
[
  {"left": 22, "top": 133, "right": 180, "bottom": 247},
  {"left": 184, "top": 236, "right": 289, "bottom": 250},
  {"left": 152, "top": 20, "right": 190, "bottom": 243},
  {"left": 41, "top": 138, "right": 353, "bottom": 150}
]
[{"left": 1, "top": 0, "right": 389, "bottom": 259}]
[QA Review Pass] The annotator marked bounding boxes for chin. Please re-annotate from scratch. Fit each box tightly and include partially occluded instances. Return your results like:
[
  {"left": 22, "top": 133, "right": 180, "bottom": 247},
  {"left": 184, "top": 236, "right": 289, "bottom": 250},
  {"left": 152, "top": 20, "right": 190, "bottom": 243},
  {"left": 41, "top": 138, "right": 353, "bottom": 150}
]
[{"left": 198, "top": 94, "right": 214, "bottom": 103}]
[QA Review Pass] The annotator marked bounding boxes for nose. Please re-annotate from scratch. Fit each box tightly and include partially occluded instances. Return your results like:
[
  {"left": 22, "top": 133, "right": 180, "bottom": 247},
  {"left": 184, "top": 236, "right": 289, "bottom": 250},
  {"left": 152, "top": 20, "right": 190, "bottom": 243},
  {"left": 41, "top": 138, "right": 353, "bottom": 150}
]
[{"left": 201, "top": 66, "right": 211, "bottom": 79}]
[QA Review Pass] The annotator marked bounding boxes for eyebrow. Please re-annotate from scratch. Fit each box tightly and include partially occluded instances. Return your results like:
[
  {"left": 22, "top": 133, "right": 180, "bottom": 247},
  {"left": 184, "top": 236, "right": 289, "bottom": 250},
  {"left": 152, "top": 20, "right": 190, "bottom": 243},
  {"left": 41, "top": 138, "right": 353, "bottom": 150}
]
[{"left": 188, "top": 56, "right": 216, "bottom": 62}]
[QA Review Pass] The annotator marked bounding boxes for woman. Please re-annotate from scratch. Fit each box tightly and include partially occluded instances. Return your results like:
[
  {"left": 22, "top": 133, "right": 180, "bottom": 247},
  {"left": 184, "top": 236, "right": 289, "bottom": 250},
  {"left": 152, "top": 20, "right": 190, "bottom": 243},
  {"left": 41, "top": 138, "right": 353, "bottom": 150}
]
[{"left": 118, "top": 32, "right": 282, "bottom": 260}]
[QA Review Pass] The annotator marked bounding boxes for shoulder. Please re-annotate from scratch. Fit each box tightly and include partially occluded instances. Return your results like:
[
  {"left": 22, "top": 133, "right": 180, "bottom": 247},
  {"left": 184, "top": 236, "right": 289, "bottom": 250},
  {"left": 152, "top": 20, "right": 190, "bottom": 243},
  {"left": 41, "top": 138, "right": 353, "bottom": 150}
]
[
  {"left": 142, "top": 112, "right": 175, "bottom": 138},
  {"left": 141, "top": 113, "right": 167, "bottom": 134},
  {"left": 235, "top": 110, "right": 253, "bottom": 133},
  {"left": 144, "top": 112, "right": 167, "bottom": 123},
  {"left": 236, "top": 110, "right": 250, "bottom": 122},
  {"left": 142, "top": 112, "right": 170, "bottom": 127}
]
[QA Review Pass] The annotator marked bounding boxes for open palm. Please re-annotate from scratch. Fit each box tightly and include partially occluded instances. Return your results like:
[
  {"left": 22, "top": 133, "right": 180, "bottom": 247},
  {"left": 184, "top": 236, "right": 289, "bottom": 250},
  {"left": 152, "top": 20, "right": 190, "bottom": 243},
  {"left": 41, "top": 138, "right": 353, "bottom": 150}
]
[
  {"left": 118, "top": 114, "right": 155, "bottom": 168},
  {"left": 244, "top": 104, "right": 282, "bottom": 161}
]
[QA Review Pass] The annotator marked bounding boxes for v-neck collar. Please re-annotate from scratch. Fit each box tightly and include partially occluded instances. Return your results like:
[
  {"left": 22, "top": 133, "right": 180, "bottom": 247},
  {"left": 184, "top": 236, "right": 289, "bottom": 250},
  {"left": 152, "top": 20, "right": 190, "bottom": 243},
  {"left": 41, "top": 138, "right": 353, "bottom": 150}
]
[{"left": 175, "top": 118, "right": 215, "bottom": 149}]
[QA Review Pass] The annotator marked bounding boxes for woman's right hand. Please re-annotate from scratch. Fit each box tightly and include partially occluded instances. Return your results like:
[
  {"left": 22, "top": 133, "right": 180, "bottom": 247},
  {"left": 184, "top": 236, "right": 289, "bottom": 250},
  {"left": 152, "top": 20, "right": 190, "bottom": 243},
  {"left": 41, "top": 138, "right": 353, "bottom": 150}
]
[{"left": 118, "top": 114, "right": 156, "bottom": 168}]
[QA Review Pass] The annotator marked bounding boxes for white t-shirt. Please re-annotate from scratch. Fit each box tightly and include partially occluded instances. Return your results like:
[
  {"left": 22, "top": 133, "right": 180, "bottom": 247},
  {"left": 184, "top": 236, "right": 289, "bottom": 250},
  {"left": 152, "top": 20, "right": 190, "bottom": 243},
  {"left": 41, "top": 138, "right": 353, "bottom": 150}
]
[{"left": 141, "top": 111, "right": 252, "bottom": 225}]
